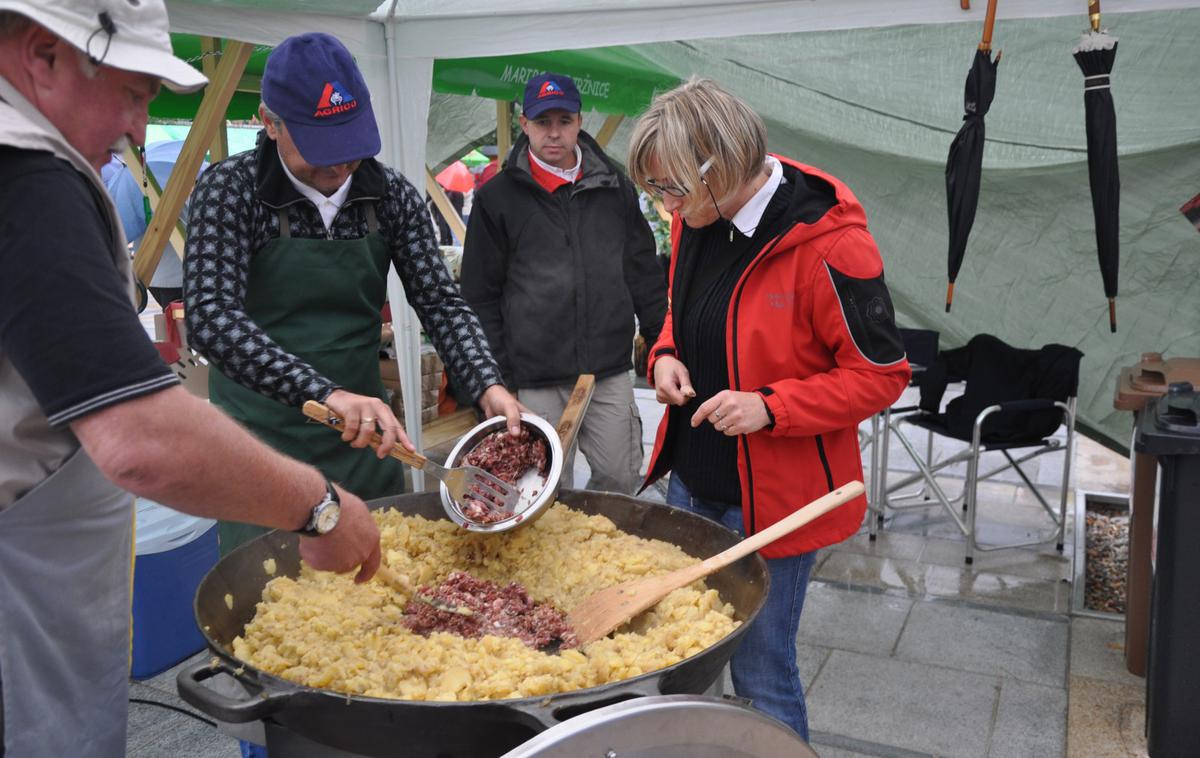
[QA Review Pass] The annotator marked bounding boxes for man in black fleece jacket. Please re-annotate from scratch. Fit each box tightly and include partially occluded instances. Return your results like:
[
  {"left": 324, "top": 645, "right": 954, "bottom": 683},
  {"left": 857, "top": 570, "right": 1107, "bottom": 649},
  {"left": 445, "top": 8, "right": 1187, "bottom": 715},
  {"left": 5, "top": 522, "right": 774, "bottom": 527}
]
[{"left": 461, "top": 73, "right": 667, "bottom": 493}]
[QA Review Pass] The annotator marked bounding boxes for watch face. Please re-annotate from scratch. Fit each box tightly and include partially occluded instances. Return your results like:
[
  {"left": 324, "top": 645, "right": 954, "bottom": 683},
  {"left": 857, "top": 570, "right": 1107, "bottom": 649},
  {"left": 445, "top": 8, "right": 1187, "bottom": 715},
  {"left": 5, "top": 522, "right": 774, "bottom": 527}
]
[{"left": 314, "top": 502, "right": 341, "bottom": 534}]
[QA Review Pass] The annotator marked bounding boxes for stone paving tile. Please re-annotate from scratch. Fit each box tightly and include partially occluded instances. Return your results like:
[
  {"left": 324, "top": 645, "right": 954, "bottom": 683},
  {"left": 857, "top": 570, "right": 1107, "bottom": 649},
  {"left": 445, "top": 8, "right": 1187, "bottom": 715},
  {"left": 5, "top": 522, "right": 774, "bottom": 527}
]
[
  {"left": 798, "top": 642, "right": 832, "bottom": 695},
  {"left": 800, "top": 583, "right": 912, "bottom": 656},
  {"left": 917, "top": 536, "right": 1071, "bottom": 582},
  {"left": 895, "top": 601, "right": 1068, "bottom": 687},
  {"left": 808, "top": 650, "right": 999, "bottom": 758},
  {"left": 1066, "top": 675, "right": 1147, "bottom": 758},
  {"left": 815, "top": 551, "right": 1069, "bottom": 614},
  {"left": 989, "top": 679, "right": 1067, "bottom": 758},
  {"left": 1069, "top": 618, "right": 1145, "bottom": 688},
  {"left": 127, "top": 680, "right": 239, "bottom": 758},
  {"left": 836, "top": 529, "right": 928, "bottom": 563}
]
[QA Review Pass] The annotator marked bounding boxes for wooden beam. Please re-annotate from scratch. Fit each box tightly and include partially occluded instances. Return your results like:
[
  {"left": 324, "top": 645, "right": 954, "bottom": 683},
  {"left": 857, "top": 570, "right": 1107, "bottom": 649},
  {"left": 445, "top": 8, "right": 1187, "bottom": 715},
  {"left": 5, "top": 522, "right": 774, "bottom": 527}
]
[
  {"left": 133, "top": 40, "right": 252, "bottom": 285},
  {"left": 594, "top": 114, "right": 625, "bottom": 149},
  {"left": 496, "top": 100, "right": 513, "bottom": 163},
  {"left": 236, "top": 73, "right": 262, "bottom": 94},
  {"left": 199, "top": 37, "right": 229, "bottom": 162},
  {"left": 424, "top": 167, "right": 467, "bottom": 243},
  {"left": 122, "top": 146, "right": 187, "bottom": 261}
]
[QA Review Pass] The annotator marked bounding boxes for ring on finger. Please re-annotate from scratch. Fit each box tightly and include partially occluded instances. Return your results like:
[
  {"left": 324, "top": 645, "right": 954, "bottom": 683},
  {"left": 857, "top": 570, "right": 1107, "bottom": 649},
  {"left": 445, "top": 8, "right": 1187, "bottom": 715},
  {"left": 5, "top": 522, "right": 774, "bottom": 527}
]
[
  {"left": 362, "top": 416, "right": 375, "bottom": 424},
  {"left": 714, "top": 410, "right": 723, "bottom": 419},
  {"left": 717, "top": 422, "right": 727, "bottom": 431}
]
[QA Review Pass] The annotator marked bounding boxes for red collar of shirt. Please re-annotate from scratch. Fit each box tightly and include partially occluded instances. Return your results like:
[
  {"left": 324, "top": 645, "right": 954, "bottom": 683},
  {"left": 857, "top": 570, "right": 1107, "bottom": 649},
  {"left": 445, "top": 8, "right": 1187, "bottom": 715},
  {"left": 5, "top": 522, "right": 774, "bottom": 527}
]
[{"left": 527, "top": 149, "right": 580, "bottom": 193}]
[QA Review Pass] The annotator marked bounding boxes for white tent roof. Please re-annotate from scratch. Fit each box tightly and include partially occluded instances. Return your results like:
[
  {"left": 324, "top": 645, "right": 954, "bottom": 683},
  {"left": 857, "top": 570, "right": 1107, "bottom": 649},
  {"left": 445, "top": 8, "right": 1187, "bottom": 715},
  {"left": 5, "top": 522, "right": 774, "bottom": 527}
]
[{"left": 163, "top": 0, "right": 1200, "bottom": 452}]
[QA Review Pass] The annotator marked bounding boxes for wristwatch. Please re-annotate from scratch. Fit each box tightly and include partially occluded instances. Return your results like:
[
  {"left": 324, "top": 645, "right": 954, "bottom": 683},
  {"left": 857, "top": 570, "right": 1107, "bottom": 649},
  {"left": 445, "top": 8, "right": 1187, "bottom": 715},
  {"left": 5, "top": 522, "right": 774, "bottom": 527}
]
[{"left": 296, "top": 479, "right": 341, "bottom": 536}]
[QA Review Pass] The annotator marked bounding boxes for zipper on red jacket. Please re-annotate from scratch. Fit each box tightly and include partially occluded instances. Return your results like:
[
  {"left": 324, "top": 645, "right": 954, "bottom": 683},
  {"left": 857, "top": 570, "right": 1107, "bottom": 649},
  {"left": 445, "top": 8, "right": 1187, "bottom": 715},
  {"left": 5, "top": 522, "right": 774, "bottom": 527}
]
[
  {"left": 728, "top": 222, "right": 798, "bottom": 536},
  {"left": 814, "top": 434, "right": 835, "bottom": 491}
]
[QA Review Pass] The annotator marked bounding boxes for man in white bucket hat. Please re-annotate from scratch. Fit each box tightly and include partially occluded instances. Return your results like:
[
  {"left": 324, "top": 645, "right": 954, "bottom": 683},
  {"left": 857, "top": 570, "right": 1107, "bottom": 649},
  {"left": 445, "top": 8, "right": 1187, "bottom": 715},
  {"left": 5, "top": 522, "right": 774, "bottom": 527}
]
[{"left": 0, "top": 4, "right": 383, "bottom": 755}]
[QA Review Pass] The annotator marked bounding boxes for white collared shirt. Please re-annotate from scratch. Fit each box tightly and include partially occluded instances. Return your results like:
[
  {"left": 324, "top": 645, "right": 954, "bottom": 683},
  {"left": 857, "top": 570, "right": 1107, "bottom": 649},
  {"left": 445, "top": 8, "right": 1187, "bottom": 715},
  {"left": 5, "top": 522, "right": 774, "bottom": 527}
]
[
  {"left": 730, "top": 155, "right": 784, "bottom": 237},
  {"left": 278, "top": 147, "right": 354, "bottom": 232},
  {"left": 527, "top": 145, "right": 583, "bottom": 183}
]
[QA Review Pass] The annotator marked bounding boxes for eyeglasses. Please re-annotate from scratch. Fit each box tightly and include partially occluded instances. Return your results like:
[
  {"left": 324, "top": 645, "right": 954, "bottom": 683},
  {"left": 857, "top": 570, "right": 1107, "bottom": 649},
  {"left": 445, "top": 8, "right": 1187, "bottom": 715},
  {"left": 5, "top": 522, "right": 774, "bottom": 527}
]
[
  {"left": 644, "top": 157, "right": 715, "bottom": 199},
  {"left": 644, "top": 178, "right": 688, "bottom": 198},
  {"left": 86, "top": 12, "right": 117, "bottom": 67}
]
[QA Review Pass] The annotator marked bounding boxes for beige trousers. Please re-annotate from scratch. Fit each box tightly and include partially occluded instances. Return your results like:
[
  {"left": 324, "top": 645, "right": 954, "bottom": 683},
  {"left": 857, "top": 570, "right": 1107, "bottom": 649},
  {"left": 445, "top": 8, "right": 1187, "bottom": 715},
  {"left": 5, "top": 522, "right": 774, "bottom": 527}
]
[{"left": 518, "top": 372, "right": 644, "bottom": 494}]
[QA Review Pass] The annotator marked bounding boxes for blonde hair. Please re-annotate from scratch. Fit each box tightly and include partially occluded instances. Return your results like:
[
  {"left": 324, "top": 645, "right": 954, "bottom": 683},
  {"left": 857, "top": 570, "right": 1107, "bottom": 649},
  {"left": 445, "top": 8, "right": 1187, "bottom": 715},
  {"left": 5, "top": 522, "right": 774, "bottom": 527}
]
[{"left": 628, "top": 77, "right": 767, "bottom": 207}]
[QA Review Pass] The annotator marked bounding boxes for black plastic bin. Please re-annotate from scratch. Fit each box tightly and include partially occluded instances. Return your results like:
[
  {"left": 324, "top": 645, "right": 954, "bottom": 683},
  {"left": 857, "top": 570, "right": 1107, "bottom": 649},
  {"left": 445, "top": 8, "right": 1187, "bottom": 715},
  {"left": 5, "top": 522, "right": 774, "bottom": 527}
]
[{"left": 1134, "top": 382, "right": 1200, "bottom": 758}]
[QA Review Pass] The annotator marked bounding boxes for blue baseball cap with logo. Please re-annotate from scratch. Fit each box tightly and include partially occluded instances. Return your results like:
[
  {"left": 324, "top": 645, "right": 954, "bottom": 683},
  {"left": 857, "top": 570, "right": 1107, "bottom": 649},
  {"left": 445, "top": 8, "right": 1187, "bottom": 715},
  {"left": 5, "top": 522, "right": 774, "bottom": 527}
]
[
  {"left": 260, "top": 33, "right": 380, "bottom": 166},
  {"left": 522, "top": 73, "right": 582, "bottom": 119}
]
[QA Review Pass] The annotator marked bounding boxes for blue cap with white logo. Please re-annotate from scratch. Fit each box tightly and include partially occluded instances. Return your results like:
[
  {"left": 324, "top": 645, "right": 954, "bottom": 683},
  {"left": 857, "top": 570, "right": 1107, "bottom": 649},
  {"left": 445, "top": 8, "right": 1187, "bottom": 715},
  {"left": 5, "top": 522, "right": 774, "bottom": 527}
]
[
  {"left": 260, "top": 33, "right": 380, "bottom": 166},
  {"left": 522, "top": 73, "right": 582, "bottom": 119}
]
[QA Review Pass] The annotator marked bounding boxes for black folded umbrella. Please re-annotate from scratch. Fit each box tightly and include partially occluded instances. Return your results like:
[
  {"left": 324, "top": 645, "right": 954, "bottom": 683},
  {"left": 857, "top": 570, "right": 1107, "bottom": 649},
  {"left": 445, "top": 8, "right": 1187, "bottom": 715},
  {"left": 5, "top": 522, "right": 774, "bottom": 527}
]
[
  {"left": 1073, "top": 16, "right": 1120, "bottom": 333},
  {"left": 944, "top": 0, "right": 1000, "bottom": 313}
]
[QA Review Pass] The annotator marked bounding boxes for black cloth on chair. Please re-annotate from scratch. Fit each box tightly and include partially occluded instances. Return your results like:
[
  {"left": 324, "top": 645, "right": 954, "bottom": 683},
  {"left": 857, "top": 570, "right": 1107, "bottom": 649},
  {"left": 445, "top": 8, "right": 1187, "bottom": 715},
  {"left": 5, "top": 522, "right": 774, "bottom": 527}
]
[
  {"left": 899, "top": 328, "right": 939, "bottom": 374},
  {"left": 917, "top": 334, "right": 1083, "bottom": 444}
]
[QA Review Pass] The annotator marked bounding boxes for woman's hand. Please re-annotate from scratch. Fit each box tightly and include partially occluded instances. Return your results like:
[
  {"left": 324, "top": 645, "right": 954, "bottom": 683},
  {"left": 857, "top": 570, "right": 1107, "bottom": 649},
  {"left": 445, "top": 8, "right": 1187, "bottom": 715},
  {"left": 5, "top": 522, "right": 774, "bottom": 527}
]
[
  {"left": 691, "top": 390, "right": 771, "bottom": 436},
  {"left": 653, "top": 355, "right": 696, "bottom": 406},
  {"left": 323, "top": 389, "right": 413, "bottom": 458},
  {"left": 479, "top": 384, "right": 527, "bottom": 436}
]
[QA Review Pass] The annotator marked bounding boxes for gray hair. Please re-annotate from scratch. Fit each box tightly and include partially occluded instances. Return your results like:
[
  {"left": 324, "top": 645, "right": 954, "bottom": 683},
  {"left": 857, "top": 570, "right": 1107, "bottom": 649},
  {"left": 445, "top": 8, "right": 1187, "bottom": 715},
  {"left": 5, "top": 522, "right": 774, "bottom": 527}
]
[
  {"left": 260, "top": 104, "right": 282, "bottom": 126},
  {"left": 627, "top": 77, "right": 767, "bottom": 207}
]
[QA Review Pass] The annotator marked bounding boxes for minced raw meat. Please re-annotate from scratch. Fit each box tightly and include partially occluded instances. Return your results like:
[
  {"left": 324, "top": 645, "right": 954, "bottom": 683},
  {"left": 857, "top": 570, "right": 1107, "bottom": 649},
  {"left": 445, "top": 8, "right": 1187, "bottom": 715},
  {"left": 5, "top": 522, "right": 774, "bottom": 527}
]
[
  {"left": 457, "top": 428, "right": 549, "bottom": 523},
  {"left": 462, "top": 428, "right": 548, "bottom": 484},
  {"left": 402, "top": 572, "right": 577, "bottom": 650}
]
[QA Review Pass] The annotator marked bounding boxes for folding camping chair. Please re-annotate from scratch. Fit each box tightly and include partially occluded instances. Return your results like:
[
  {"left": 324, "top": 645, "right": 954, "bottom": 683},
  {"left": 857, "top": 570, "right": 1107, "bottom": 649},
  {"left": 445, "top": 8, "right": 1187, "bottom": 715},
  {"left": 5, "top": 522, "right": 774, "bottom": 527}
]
[
  {"left": 865, "top": 328, "right": 940, "bottom": 540},
  {"left": 879, "top": 334, "right": 1083, "bottom": 564}
]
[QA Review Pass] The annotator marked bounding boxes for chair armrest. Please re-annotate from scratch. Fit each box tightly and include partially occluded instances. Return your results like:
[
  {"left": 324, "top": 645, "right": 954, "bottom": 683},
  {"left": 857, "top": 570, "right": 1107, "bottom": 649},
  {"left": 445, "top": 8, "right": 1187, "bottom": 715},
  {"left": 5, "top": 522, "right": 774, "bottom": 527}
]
[{"left": 994, "top": 399, "right": 1058, "bottom": 413}]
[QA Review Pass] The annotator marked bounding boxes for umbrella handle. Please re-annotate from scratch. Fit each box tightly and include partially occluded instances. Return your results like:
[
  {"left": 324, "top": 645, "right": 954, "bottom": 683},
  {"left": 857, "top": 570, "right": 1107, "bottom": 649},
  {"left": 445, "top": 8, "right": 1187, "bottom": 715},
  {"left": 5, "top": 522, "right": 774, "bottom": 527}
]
[
  {"left": 1089, "top": 0, "right": 1102, "bottom": 33},
  {"left": 979, "top": 0, "right": 999, "bottom": 51},
  {"left": 946, "top": 282, "right": 955, "bottom": 313}
]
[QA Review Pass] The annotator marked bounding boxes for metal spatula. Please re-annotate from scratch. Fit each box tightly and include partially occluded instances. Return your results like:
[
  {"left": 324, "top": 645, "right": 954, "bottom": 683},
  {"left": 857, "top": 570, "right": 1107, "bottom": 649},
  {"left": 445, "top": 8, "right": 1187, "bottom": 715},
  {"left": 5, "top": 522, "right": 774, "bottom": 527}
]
[{"left": 302, "top": 400, "right": 520, "bottom": 515}]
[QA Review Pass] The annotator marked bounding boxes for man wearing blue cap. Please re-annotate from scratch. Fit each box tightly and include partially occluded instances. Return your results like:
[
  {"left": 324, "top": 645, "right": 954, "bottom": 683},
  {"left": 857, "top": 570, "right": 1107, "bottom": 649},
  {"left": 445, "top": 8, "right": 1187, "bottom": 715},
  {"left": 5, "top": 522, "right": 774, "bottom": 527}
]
[
  {"left": 462, "top": 73, "right": 667, "bottom": 494},
  {"left": 185, "top": 33, "right": 522, "bottom": 554}
]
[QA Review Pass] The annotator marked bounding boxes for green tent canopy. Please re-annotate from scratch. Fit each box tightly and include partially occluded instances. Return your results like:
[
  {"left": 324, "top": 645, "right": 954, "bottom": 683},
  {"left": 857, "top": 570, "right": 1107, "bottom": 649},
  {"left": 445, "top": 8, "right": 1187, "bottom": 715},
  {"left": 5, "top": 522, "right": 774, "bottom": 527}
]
[
  {"left": 153, "top": 37, "right": 678, "bottom": 122},
  {"left": 149, "top": 35, "right": 271, "bottom": 121},
  {"left": 433, "top": 46, "right": 679, "bottom": 116}
]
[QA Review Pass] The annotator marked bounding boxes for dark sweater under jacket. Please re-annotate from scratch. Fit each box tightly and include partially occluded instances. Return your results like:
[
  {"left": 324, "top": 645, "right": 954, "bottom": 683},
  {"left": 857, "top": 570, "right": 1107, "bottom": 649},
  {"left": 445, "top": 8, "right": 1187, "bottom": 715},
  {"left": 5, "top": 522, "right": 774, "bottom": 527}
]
[{"left": 460, "top": 131, "right": 667, "bottom": 389}]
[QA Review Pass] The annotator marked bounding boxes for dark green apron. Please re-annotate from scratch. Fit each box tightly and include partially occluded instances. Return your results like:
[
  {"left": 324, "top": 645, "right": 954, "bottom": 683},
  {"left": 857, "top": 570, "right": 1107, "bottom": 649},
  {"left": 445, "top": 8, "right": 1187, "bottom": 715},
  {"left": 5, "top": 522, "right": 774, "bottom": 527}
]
[{"left": 209, "top": 204, "right": 404, "bottom": 554}]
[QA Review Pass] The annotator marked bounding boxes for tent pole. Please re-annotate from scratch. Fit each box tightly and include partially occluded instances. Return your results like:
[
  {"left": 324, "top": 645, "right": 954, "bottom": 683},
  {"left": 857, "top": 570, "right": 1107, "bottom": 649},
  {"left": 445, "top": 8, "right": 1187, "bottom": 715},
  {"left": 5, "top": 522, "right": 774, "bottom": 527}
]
[
  {"left": 496, "top": 100, "right": 513, "bottom": 160},
  {"left": 132, "top": 40, "right": 252, "bottom": 285},
  {"left": 424, "top": 168, "right": 468, "bottom": 242},
  {"left": 122, "top": 146, "right": 188, "bottom": 260},
  {"left": 594, "top": 114, "right": 625, "bottom": 149},
  {"left": 199, "top": 37, "right": 230, "bottom": 162}
]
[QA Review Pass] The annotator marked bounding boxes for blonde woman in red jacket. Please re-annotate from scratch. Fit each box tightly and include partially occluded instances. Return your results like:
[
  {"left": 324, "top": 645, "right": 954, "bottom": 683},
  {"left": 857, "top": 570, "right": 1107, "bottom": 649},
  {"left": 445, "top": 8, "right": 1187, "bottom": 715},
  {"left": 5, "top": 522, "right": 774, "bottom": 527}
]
[{"left": 628, "top": 77, "right": 911, "bottom": 739}]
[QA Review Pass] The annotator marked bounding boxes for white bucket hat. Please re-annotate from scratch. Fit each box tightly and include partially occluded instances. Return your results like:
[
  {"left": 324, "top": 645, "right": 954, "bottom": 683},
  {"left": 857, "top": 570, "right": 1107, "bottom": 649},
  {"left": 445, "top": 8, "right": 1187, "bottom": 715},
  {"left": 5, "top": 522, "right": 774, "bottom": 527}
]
[{"left": 0, "top": 0, "right": 207, "bottom": 93}]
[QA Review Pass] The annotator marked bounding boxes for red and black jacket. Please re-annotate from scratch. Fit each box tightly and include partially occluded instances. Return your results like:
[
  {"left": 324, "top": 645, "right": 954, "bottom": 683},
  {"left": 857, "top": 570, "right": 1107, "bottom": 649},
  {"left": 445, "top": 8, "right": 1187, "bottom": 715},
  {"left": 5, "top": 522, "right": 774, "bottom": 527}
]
[{"left": 643, "top": 156, "right": 911, "bottom": 558}]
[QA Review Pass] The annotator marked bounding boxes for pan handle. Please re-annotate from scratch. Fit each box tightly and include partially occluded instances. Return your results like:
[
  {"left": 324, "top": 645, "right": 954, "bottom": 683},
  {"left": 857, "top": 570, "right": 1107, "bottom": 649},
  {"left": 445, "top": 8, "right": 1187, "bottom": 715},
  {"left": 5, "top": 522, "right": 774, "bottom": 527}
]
[
  {"left": 176, "top": 659, "right": 296, "bottom": 723},
  {"left": 499, "top": 675, "right": 664, "bottom": 732}
]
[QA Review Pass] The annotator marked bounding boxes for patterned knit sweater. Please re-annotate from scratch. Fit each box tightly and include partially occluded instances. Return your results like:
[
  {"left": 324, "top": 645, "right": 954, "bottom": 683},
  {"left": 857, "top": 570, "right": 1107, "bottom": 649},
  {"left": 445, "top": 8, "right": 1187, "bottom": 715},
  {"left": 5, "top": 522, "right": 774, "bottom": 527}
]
[{"left": 184, "top": 134, "right": 502, "bottom": 407}]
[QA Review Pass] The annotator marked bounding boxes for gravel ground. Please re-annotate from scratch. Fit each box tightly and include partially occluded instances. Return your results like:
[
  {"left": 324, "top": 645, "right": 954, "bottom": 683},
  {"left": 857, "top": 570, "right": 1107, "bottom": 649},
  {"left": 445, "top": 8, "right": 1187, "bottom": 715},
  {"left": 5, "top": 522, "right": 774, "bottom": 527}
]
[{"left": 1084, "top": 505, "right": 1129, "bottom": 614}]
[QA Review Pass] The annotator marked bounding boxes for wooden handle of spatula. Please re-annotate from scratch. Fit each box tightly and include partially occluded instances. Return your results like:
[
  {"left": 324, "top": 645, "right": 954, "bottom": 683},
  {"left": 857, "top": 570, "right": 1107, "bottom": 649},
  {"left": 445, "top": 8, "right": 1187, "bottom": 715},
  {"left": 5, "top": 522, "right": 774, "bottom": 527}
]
[
  {"left": 697, "top": 481, "right": 865, "bottom": 574},
  {"left": 302, "top": 400, "right": 429, "bottom": 470},
  {"left": 556, "top": 374, "right": 595, "bottom": 453}
]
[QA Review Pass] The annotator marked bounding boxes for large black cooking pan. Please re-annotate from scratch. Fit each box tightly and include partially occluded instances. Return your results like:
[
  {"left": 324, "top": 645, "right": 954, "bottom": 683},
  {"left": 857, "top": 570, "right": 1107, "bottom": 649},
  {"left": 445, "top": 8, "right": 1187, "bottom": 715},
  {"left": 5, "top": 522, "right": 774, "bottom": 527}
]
[{"left": 177, "top": 490, "right": 769, "bottom": 758}]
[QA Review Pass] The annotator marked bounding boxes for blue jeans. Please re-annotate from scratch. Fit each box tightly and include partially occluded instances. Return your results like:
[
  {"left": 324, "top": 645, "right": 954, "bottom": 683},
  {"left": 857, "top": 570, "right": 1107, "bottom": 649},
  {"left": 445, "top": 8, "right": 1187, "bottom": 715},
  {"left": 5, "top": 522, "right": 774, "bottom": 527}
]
[{"left": 666, "top": 474, "right": 817, "bottom": 740}]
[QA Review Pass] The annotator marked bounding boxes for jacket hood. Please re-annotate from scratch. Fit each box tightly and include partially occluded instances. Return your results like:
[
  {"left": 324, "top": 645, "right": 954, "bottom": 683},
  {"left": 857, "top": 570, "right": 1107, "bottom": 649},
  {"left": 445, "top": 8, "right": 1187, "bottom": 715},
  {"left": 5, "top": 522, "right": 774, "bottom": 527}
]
[{"left": 772, "top": 154, "right": 869, "bottom": 247}]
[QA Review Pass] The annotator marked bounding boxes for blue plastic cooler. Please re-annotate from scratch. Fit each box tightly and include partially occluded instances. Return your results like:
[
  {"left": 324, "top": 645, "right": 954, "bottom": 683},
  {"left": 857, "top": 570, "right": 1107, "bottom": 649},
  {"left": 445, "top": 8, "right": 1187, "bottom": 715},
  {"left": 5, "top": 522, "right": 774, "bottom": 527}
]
[{"left": 131, "top": 500, "right": 218, "bottom": 679}]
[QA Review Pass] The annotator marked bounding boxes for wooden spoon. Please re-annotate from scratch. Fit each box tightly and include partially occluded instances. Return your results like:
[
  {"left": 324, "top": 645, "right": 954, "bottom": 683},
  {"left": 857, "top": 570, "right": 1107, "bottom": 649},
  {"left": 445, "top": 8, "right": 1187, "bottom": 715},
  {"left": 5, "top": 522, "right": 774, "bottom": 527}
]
[{"left": 566, "top": 480, "right": 865, "bottom": 646}]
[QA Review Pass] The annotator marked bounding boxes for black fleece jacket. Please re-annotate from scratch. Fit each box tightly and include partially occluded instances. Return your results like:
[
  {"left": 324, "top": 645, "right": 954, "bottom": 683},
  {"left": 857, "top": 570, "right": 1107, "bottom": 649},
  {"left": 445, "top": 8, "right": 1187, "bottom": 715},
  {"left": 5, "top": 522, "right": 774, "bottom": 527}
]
[{"left": 460, "top": 131, "right": 667, "bottom": 389}]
